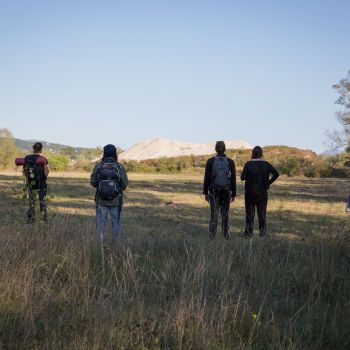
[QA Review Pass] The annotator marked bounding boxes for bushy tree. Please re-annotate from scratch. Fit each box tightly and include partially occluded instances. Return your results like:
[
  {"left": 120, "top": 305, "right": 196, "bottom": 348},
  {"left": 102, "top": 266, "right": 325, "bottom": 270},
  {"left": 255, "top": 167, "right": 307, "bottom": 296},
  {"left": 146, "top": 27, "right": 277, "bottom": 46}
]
[
  {"left": 81, "top": 147, "right": 103, "bottom": 161},
  {"left": 278, "top": 158, "right": 298, "bottom": 177},
  {"left": 0, "top": 128, "right": 18, "bottom": 170},
  {"left": 60, "top": 146, "right": 78, "bottom": 160},
  {"left": 49, "top": 154, "right": 69, "bottom": 171},
  {"left": 332, "top": 70, "right": 350, "bottom": 149}
]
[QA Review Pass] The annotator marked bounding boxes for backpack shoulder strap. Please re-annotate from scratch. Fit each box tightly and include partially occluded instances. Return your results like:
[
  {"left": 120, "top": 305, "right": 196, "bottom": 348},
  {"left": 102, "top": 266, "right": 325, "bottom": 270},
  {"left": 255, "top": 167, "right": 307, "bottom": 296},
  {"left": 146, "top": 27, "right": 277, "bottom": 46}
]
[{"left": 114, "top": 162, "right": 121, "bottom": 179}]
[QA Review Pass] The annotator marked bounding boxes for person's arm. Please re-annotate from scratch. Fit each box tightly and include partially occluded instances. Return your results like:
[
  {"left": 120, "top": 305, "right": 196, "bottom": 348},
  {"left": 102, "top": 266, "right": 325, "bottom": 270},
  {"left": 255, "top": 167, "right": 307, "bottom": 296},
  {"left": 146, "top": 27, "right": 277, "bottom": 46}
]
[
  {"left": 203, "top": 159, "right": 212, "bottom": 200},
  {"left": 229, "top": 159, "right": 236, "bottom": 199},
  {"left": 90, "top": 163, "right": 100, "bottom": 188},
  {"left": 241, "top": 163, "right": 247, "bottom": 181},
  {"left": 40, "top": 156, "right": 49, "bottom": 177},
  {"left": 118, "top": 164, "right": 128, "bottom": 190},
  {"left": 268, "top": 163, "right": 279, "bottom": 186},
  {"left": 43, "top": 164, "right": 49, "bottom": 177}
]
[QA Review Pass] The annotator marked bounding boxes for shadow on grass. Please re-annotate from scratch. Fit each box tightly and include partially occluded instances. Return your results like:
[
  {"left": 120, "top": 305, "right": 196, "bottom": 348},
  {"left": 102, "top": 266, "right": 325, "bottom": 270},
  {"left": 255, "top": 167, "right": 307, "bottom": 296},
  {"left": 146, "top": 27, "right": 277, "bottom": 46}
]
[
  {"left": 1, "top": 174, "right": 349, "bottom": 244},
  {"left": 271, "top": 178, "right": 349, "bottom": 203}
]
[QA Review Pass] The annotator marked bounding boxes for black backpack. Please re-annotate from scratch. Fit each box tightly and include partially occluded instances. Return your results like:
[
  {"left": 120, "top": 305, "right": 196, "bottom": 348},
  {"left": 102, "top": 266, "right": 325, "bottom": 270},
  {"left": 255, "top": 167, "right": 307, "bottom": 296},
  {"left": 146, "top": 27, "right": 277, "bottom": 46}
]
[
  {"left": 24, "top": 155, "right": 44, "bottom": 188},
  {"left": 98, "top": 159, "right": 121, "bottom": 200},
  {"left": 211, "top": 156, "right": 231, "bottom": 190}
]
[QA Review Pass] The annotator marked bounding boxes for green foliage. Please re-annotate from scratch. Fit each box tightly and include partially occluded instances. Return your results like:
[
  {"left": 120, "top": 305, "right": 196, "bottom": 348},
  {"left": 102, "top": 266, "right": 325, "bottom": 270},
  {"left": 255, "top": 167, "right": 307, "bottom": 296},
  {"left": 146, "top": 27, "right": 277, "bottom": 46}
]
[
  {"left": 60, "top": 146, "right": 78, "bottom": 160},
  {"left": 329, "top": 167, "right": 349, "bottom": 178},
  {"left": 278, "top": 158, "right": 298, "bottom": 177},
  {"left": 81, "top": 147, "right": 102, "bottom": 161},
  {"left": 70, "top": 160, "right": 95, "bottom": 172},
  {"left": 333, "top": 70, "right": 350, "bottom": 148},
  {"left": 49, "top": 154, "right": 69, "bottom": 171},
  {"left": 322, "top": 152, "right": 350, "bottom": 178},
  {"left": 122, "top": 146, "right": 341, "bottom": 178},
  {"left": 0, "top": 128, "right": 18, "bottom": 170},
  {"left": 123, "top": 155, "right": 207, "bottom": 174}
]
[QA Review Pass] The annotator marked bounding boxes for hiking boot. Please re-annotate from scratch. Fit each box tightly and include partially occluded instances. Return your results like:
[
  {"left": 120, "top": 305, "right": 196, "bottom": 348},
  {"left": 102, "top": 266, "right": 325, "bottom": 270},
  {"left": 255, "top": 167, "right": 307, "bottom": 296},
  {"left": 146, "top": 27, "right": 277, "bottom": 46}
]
[{"left": 224, "top": 231, "right": 231, "bottom": 240}]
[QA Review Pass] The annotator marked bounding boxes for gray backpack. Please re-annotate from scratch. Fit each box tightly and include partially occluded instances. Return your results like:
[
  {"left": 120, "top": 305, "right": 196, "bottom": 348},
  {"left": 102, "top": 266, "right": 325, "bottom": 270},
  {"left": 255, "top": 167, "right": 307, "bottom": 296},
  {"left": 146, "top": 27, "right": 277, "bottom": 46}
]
[
  {"left": 98, "top": 159, "right": 121, "bottom": 200},
  {"left": 212, "top": 157, "right": 231, "bottom": 190}
]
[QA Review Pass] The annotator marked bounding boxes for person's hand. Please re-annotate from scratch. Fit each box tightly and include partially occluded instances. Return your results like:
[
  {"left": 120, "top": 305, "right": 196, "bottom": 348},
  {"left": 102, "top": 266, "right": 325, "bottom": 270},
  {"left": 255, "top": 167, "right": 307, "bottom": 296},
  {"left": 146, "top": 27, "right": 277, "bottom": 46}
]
[
  {"left": 231, "top": 196, "right": 236, "bottom": 203},
  {"left": 205, "top": 194, "right": 209, "bottom": 202}
]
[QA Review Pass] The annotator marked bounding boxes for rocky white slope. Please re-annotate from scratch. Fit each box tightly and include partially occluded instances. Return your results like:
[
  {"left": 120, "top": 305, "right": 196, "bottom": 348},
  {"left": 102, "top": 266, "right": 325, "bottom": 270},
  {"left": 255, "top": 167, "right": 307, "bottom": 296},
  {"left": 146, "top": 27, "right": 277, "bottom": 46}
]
[{"left": 119, "top": 138, "right": 252, "bottom": 161}]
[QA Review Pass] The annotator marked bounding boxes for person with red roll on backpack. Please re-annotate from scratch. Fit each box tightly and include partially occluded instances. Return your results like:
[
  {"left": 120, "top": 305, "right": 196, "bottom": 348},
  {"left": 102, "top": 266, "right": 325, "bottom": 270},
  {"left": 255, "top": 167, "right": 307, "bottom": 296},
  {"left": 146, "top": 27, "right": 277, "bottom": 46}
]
[
  {"left": 23, "top": 142, "right": 49, "bottom": 222},
  {"left": 203, "top": 141, "right": 236, "bottom": 240}
]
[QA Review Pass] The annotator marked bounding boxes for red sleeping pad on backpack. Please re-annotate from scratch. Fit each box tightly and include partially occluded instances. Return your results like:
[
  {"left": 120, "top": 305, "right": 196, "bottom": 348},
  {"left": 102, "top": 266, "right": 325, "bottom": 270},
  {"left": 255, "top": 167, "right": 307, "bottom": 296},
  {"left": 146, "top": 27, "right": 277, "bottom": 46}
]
[{"left": 15, "top": 156, "right": 47, "bottom": 166}]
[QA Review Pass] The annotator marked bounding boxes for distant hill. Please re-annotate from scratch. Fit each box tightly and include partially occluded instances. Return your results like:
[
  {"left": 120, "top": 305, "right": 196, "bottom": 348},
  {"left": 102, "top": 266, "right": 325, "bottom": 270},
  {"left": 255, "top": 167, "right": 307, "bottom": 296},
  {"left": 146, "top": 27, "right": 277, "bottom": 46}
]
[
  {"left": 321, "top": 148, "right": 343, "bottom": 156},
  {"left": 15, "top": 138, "right": 94, "bottom": 154},
  {"left": 119, "top": 138, "right": 253, "bottom": 161}
]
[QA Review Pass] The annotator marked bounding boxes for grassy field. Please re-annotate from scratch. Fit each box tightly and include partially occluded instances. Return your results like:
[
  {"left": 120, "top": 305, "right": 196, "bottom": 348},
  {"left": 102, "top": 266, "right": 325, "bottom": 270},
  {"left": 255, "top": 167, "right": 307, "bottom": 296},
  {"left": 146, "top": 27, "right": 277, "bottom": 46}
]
[{"left": 0, "top": 171, "right": 349, "bottom": 349}]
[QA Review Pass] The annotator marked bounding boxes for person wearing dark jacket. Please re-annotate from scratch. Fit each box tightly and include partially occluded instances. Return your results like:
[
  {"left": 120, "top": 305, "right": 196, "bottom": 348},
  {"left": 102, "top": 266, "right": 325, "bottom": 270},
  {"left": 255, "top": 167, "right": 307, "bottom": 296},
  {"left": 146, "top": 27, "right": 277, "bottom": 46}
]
[
  {"left": 203, "top": 141, "right": 236, "bottom": 240},
  {"left": 241, "top": 146, "right": 279, "bottom": 237},
  {"left": 90, "top": 144, "right": 128, "bottom": 242}
]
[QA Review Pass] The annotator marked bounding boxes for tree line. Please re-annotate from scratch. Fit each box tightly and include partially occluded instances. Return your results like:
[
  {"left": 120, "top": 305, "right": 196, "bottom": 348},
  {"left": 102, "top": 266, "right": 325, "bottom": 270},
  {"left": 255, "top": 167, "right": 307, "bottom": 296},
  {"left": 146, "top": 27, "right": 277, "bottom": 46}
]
[{"left": 0, "top": 129, "right": 348, "bottom": 177}]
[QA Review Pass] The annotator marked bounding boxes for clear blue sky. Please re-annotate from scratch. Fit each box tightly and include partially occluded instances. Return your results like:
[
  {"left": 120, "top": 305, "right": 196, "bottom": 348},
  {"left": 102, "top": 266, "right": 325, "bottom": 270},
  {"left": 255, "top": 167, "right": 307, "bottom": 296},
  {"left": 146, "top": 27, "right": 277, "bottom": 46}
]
[{"left": 0, "top": 0, "right": 349, "bottom": 152}]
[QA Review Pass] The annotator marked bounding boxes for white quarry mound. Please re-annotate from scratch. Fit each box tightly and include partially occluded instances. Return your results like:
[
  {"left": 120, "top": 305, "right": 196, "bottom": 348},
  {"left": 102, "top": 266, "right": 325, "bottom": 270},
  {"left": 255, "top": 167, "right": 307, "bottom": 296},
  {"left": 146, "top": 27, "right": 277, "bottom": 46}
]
[{"left": 119, "top": 138, "right": 252, "bottom": 161}]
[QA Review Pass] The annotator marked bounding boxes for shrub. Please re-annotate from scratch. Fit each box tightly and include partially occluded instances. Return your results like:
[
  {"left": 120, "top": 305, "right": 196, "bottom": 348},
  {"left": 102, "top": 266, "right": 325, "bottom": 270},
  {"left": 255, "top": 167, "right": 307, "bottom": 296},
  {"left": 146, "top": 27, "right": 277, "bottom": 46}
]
[
  {"left": 0, "top": 128, "right": 18, "bottom": 170},
  {"left": 71, "top": 160, "right": 94, "bottom": 172},
  {"left": 278, "top": 158, "right": 298, "bottom": 177},
  {"left": 49, "top": 154, "right": 69, "bottom": 171}
]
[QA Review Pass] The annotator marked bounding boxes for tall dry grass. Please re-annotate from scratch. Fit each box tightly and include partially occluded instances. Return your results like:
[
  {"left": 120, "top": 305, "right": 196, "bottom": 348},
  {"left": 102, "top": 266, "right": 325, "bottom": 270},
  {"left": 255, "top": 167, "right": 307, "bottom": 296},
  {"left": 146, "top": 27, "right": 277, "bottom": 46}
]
[{"left": 0, "top": 173, "right": 349, "bottom": 349}]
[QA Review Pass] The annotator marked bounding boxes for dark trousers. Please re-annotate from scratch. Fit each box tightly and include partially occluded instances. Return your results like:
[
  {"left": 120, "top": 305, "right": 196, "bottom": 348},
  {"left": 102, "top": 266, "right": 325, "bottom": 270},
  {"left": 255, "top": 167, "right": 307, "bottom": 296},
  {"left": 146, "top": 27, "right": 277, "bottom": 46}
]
[
  {"left": 244, "top": 191, "right": 268, "bottom": 236},
  {"left": 28, "top": 186, "right": 47, "bottom": 221},
  {"left": 209, "top": 189, "right": 231, "bottom": 236}
]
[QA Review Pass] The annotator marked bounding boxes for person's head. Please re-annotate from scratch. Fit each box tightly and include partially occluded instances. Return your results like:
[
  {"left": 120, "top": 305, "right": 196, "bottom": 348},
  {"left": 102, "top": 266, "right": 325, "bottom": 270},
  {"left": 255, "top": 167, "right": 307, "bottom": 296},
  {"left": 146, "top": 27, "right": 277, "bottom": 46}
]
[
  {"left": 103, "top": 144, "right": 117, "bottom": 161},
  {"left": 33, "top": 142, "right": 43, "bottom": 154},
  {"left": 215, "top": 141, "right": 226, "bottom": 155},
  {"left": 251, "top": 146, "right": 263, "bottom": 159}
]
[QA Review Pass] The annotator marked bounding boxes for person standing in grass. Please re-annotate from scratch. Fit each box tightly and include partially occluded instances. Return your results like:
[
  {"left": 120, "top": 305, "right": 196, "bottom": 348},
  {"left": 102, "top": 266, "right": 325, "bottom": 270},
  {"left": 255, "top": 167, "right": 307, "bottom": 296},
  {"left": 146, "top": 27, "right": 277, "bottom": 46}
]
[
  {"left": 24, "top": 142, "right": 49, "bottom": 222},
  {"left": 241, "top": 146, "right": 279, "bottom": 237},
  {"left": 203, "top": 141, "right": 236, "bottom": 240},
  {"left": 90, "top": 144, "right": 128, "bottom": 243}
]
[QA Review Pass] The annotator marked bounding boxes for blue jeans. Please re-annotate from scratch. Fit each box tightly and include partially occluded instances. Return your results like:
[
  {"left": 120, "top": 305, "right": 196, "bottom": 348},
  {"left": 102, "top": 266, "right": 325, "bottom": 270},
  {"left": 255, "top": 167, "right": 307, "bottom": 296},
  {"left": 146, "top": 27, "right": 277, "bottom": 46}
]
[{"left": 96, "top": 205, "right": 122, "bottom": 242}]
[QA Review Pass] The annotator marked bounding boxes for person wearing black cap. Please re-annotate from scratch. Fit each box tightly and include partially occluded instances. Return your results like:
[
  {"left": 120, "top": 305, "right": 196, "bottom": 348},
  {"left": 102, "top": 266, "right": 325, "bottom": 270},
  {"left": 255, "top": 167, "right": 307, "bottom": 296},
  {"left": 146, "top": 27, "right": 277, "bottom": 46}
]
[
  {"left": 241, "top": 146, "right": 279, "bottom": 237},
  {"left": 203, "top": 141, "right": 236, "bottom": 240},
  {"left": 90, "top": 144, "right": 128, "bottom": 242}
]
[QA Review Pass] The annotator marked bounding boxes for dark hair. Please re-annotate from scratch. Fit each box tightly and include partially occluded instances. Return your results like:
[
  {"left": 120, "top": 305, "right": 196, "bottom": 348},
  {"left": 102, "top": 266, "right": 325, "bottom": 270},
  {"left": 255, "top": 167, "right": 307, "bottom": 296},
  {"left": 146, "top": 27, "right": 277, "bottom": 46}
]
[
  {"left": 252, "top": 146, "right": 263, "bottom": 159},
  {"left": 102, "top": 154, "right": 118, "bottom": 161},
  {"left": 33, "top": 142, "right": 43, "bottom": 153},
  {"left": 215, "top": 141, "right": 226, "bottom": 153}
]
